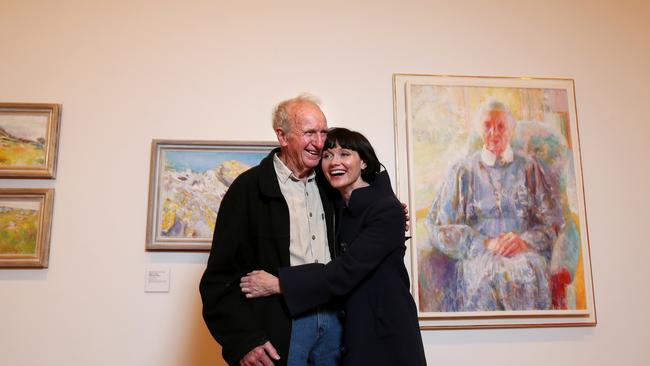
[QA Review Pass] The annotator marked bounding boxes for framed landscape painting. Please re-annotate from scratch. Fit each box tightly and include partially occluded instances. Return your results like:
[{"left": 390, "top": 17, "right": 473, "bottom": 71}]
[
  {"left": 393, "top": 74, "right": 596, "bottom": 328},
  {"left": 146, "top": 140, "right": 277, "bottom": 251},
  {"left": 0, "top": 103, "right": 61, "bottom": 178},
  {"left": 0, "top": 188, "right": 54, "bottom": 268}
]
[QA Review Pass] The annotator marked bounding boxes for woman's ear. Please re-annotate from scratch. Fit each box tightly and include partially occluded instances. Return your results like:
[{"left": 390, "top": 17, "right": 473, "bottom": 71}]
[{"left": 361, "top": 160, "right": 367, "bottom": 170}]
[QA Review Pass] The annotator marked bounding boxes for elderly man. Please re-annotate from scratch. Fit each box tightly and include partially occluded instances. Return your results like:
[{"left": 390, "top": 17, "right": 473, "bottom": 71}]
[
  {"left": 425, "top": 99, "right": 565, "bottom": 311},
  {"left": 200, "top": 95, "right": 342, "bottom": 366}
]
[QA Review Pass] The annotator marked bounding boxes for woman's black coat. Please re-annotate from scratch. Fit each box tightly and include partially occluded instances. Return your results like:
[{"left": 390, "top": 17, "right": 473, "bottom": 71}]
[{"left": 279, "top": 171, "right": 427, "bottom": 366}]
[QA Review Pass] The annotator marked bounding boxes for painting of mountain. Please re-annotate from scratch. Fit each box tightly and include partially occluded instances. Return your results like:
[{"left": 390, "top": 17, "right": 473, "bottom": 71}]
[{"left": 146, "top": 141, "right": 276, "bottom": 250}]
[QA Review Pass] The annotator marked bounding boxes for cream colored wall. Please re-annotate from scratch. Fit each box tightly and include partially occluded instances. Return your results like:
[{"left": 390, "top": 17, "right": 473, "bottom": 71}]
[{"left": 1, "top": 0, "right": 648, "bottom": 365}]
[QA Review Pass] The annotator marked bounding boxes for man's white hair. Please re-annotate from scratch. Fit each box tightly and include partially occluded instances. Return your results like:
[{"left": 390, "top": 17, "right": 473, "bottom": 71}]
[{"left": 272, "top": 93, "right": 322, "bottom": 133}]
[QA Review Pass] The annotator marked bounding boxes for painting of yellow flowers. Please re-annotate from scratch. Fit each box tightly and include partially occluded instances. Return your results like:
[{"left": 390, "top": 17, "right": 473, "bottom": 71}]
[
  {"left": 0, "top": 103, "right": 61, "bottom": 178},
  {"left": 0, "top": 189, "right": 54, "bottom": 268},
  {"left": 146, "top": 140, "right": 277, "bottom": 250}
]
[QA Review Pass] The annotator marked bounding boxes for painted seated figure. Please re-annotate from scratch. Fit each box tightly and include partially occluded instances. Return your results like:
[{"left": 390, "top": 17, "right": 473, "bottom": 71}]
[{"left": 424, "top": 99, "right": 577, "bottom": 311}]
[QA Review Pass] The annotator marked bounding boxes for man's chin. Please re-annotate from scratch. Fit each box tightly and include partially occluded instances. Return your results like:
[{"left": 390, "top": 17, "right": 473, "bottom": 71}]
[{"left": 303, "top": 154, "right": 321, "bottom": 167}]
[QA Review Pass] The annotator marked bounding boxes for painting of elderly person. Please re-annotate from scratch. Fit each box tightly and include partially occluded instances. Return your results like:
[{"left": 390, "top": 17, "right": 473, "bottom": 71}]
[
  {"left": 425, "top": 99, "right": 564, "bottom": 311},
  {"left": 393, "top": 75, "right": 596, "bottom": 327}
]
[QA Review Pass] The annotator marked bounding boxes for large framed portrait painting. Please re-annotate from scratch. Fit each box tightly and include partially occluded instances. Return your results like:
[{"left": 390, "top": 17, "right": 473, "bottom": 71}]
[{"left": 393, "top": 74, "right": 596, "bottom": 328}]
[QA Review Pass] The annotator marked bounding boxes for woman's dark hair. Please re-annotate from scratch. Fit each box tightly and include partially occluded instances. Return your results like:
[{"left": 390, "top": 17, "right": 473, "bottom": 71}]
[{"left": 324, "top": 127, "right": 381, "bottom": 183}]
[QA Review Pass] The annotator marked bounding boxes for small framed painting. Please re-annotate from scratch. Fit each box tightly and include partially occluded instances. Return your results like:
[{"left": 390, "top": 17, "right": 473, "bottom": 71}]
[
  {"left": 0, "top": 188, "right": 54, "bottom": 268},
  {"left": 146, "top": 140, "right": 277, "bottom": 251},
  {"left": 0, "top": 103, "right": 61, "bottom": 178},
  {"left": 393, "top": 74, "right": 596, "bottom": 328}
]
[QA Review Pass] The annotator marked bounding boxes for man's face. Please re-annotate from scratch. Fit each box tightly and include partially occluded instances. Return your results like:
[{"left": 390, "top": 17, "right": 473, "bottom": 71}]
[
  {"left": 277, "top": 102, "right": 328, "bottom": 177},
  {"left": 481, "top": 110, "right": 512, "bottom": 156}
]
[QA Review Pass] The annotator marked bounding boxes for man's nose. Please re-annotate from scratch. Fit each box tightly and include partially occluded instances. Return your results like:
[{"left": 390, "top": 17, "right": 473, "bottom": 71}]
[{"left": 314, "top": 133, "right": 325, "bottom": 147}]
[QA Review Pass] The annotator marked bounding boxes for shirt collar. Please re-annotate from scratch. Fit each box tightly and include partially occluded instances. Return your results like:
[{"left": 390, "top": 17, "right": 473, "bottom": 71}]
[
  {"left": 273, "top": 153, "right": 316, "bottom": 183},
  {"left": 480, "top": 145, "right": 513, "bottom": 167}
]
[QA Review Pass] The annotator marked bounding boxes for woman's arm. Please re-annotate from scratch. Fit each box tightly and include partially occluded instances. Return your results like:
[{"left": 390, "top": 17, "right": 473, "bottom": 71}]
[
  {"left": 241, "top": 197, "right": 406, "bottom": 315},
  {"left": 280, "top": 197, "right": 405, "bottom": 316}
]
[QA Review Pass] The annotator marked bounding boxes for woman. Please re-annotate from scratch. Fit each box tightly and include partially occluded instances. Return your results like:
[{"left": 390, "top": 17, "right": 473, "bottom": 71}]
[{"left": 241, "top": 128, "right": 426, "bottom": 366}]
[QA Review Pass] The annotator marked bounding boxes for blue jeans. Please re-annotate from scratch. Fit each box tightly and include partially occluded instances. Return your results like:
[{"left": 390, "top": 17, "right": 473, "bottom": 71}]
[{"left": 287, "top": 307, "right": 343, "bottom": 366}]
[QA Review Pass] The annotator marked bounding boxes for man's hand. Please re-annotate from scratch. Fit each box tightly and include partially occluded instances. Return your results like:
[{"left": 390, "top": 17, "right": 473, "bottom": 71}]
[
  {"left": 241, "top": 270, "right": 281, "bottom": 298},
  {"left": 485, "top": 232, "right": 530, "bottom": 257},
  {"left": 239, "top": 341, "right": 280, "bottom": 366}
]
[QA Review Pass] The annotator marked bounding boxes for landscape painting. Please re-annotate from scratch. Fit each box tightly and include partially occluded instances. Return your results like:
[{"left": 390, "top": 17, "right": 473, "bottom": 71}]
[
  {"left": 0, "top": 103, "right": 61, "bottom": 178},
  {"left": 146, "top": 140, "right": 277, "bottom": 250},
  {"left": 0, "top": 189, "right": 54, "bottom": 268},
  {"left": 393, "top": 74, "right": 596, "bottom": 328}
]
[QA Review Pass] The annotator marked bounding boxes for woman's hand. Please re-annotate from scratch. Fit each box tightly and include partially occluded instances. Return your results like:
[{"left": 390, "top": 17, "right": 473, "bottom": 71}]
[
  {"left": 485, "top": 232, "right": 530, "bottom": 257},
  {"left": 240, "top": 270, "right": 281, "bottom": 298}
]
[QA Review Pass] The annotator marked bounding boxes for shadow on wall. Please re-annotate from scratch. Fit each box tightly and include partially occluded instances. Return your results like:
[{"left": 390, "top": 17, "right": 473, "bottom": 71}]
[{"left": 177, "top": 287, "right": 228, "bottom": 366}]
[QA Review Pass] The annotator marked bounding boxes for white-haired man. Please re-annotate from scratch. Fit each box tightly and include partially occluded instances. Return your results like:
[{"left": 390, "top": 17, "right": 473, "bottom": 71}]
[{"left": 200, "top": 95, "right": 342, "bottom": 366}]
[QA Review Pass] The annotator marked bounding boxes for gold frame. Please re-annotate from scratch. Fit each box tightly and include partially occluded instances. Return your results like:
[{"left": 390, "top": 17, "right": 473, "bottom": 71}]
[
  {"left": 393, "top": 73, "right": 596, "bottom": 329},
  {"left": 0, "top": 188, "right": 54, "bottom": 268},
  {"left": 145, "top": 139, "right": 278, "bottom": 251},
  {"left": 0, "top": 103, "right": 61, "bottom": 179}
]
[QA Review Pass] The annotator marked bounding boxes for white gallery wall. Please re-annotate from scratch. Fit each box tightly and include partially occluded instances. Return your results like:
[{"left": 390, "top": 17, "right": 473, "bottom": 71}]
[{"left": 1, "top": 0, "right": 648, "bottom": 365}]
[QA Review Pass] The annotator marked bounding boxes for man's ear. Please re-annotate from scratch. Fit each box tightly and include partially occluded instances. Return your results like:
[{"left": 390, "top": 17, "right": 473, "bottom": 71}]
[{"left": 275, "top": 128, "right": 288, "bottom": 147}]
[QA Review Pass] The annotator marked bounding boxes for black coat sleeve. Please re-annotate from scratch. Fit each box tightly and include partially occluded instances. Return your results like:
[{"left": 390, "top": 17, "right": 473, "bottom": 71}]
[
  {"left": 279, "top": 197, "right": 405, "bottom": 316},
  {"left": 199, "top": 177, "right": 268, "bottom": 365}
]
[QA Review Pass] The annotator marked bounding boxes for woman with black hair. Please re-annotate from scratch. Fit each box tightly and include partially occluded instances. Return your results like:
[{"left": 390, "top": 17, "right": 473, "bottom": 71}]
[{"left": 241, "top": 128, "right": 426, "bottom": 366}]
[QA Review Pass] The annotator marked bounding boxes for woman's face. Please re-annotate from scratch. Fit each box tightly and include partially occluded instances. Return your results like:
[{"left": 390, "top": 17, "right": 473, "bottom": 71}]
[
  {"left": 321, "top": 144, "right": 367, "bottom": 194},
  {"left": 481, "top": 110, "right": 512, "bottom": 156}
]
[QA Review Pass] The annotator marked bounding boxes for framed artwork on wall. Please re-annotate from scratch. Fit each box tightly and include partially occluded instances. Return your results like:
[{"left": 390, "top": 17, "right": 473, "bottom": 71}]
[
  {"left": 393, "top": 74, "right": 596, "bottom": 328},
  {"left": 145, "top": 140, "right": 277, "bottom": 251},
  {"left": 0, "top": 103, "right": 61, "bottom": 179},
  {"left": 0, "top": 188, "right": 54, "bottom": 268}
]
